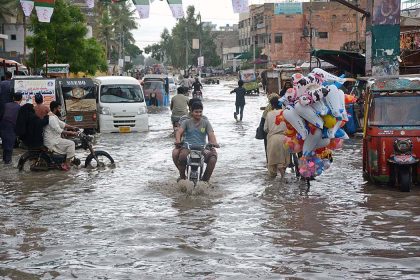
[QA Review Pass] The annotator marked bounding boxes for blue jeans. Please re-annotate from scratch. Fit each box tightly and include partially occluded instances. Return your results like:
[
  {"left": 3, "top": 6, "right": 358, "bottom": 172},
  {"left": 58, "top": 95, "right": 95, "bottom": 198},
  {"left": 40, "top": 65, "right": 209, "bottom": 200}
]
[{"left": 235, "top": 104, "right": 244, "bottom": 121}]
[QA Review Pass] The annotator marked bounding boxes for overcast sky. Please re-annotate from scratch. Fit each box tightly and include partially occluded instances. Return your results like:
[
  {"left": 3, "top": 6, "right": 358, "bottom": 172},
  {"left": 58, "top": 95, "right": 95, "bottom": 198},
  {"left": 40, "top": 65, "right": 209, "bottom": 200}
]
[{"left": 132, "top": 0, "right": 282, "bottom": 50}]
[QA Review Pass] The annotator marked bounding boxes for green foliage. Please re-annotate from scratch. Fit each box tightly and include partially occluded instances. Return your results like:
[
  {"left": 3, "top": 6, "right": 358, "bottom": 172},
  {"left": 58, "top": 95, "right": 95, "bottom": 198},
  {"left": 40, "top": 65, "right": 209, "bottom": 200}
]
[
  {"left": 26, "top": 0, "right": 107, "bottom": 75},
  {"left": 144, "top": 6, "right": 220, "bottom": 68}
]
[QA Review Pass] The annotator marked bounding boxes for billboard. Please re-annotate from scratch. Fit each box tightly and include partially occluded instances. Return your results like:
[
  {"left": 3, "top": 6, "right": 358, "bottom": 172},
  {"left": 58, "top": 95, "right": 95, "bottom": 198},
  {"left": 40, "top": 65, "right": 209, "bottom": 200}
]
[
  {"left": 372, "top": 0, "right": 400, "bottom": 25},
  {"left": 274, "top": 2, "right": 302, "bottom": 15}
]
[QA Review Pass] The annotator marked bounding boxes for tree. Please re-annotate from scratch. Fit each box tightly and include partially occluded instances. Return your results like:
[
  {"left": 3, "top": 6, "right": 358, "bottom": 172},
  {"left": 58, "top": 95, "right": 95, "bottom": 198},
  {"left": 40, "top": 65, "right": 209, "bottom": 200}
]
[
  {"left": 144, "top": 6, "right": 220, "bottom": 68},
  {"left": 26, "top": 0, "right": 107, "bottom": 75},
  {"left": 93, "top": 1, "right": 140, "bottom": 71}
]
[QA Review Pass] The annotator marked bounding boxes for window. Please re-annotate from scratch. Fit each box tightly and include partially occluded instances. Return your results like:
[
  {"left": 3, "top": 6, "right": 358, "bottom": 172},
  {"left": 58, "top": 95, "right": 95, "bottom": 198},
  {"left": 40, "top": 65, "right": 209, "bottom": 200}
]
[
  {"left": 275, "top": 33, "right": 282, "bottom": 43},
  {"left": 11, "top": 34, "right": 16, "bottom": 40},
  {"left": 318, "top": 32, "right": 328, "bottom": 39}
]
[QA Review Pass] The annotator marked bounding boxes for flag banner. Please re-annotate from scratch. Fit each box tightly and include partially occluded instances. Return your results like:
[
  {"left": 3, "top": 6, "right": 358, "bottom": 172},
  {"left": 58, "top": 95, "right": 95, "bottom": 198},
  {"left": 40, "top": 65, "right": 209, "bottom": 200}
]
[
  {"left": 232, "top": 0, "right": 249, "bottom": 13},
  {"left": 20, "top": 0, "right": 34, "bottom": 17},
  {"left": 167, "top": 0, "right": 184, "bottom": 19},
  {"left": 35, "top": 0, "right": 55, "bottom": 23},
  {"left": 85, "top": 0, "right": 94, "bottom": 9},
  {"left": 133, "top": 0, "right": 149, "bottom": 19}
]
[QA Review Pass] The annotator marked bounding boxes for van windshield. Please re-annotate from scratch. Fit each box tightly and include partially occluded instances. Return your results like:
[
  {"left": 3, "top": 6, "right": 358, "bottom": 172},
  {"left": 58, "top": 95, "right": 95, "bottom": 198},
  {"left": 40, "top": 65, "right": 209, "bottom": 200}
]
[
  {"left": 368, "top": 95, "right": 420, "bottom": 126},
  {"left": 100, "top": 84, "right": 144, "bottom": 103}
]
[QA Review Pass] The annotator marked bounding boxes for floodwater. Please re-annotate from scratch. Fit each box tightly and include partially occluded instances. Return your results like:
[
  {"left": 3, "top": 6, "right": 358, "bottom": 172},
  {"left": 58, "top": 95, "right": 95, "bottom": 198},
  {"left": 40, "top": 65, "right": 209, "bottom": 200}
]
[{"left": 1, "top": 81, "right": 420, "bottom": 279}]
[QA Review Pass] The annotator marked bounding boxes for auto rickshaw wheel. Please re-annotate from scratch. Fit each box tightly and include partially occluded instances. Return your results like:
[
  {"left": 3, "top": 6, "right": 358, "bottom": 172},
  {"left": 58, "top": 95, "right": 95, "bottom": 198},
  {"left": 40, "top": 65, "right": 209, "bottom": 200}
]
[{"left": 398, "top": 167, "right": 411, "bottom": 192}]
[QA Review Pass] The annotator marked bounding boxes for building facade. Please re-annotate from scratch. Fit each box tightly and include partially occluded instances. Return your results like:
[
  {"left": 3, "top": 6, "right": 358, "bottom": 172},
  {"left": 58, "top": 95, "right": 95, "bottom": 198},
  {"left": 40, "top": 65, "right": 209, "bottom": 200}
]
[
  {"left": 210, "top": 24, "right": 240, "bottom": 67},
  {"left": 244, "top": 1, "right": 366, "bottom": 65}
]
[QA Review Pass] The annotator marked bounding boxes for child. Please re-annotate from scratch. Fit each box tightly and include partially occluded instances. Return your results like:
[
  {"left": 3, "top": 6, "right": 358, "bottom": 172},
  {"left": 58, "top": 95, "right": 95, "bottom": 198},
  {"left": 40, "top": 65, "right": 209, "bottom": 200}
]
[{"left": 230, "top": 80, "right": 246, "bottom": 121}]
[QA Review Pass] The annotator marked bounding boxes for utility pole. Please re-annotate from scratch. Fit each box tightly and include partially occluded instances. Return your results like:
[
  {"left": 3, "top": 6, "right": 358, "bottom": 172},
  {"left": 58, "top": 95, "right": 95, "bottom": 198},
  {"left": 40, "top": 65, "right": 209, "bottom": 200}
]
[
  {"left": 198, "top": 12, "right": 202, "bottom": 80},
  {"left": 185, "top": 26, "right": 188, "bottom": 75},
  {"left": 309, "top": 0, "right": 313, "bottom": 71},
  {"left": 355, "top": 0, "right": 360, "bottom": 51},
  {"left": 252, "top": 14, "right": 256, "bottom": 72}
]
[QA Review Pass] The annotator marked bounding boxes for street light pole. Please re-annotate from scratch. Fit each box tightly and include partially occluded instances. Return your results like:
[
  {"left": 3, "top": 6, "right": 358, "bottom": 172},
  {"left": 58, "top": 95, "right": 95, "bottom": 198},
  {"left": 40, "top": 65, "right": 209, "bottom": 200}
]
[
  {"left": 198, "top": 12, "right": 202, "bottom": 79},
  {"left": 185, "top": 26, "right": 188, "bottom": 75}
]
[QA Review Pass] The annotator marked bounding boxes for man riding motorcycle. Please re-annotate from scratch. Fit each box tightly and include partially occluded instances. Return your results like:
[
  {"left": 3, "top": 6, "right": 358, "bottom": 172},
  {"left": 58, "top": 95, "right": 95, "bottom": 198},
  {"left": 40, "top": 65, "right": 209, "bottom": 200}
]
[
  {"left": 173, "top": 101, "right": 219, "bottom": 182},
  {"left": 191, "top": 77, "right": 203, "bottom": 98},
  {"left": 44, "top": 101, "right": 79, "bottom": 171}
]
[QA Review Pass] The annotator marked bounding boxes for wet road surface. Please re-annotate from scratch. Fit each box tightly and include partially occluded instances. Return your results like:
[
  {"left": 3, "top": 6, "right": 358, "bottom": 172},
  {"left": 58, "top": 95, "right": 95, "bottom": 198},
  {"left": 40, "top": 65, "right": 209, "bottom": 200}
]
[{"left": 1, "top": 81, "right": 420, "bottom": 279}]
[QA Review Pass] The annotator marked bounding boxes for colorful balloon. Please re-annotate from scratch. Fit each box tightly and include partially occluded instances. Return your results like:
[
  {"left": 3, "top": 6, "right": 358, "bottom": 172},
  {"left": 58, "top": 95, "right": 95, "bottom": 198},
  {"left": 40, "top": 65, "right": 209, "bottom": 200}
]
[
  {"left": 283, "top": 105, "right": 309, "bottom": 140},
  {"left": 324, "top": 85, "right": 343, "bottom": 118},
  {"left": 322, "top": 114, "right": 337, "bottom": 129},
  {"left": 311, "top": 99, "right": 329, "bottom": 116},
  {"left": 294, "top": 102, "right": 324, "bottom": 129},
  {"left": 302, "top": 128, "right": 322, "bottom": 156},
  {"left": 311, "top": 68, "right": 346, "bottom": 84}
]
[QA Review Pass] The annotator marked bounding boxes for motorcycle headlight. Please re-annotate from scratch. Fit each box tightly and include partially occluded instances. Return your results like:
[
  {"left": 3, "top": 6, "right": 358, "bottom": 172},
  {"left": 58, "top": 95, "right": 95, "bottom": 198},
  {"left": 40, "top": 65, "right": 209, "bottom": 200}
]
[
  {"left": 394, "top": 138, "right": 412, "bottom": 154},
  {"left": 100, "top": 106, "right": 111, "bottom": 115},
  {"left": 137, "top": 106, "right": 147, "bottom": 115}
]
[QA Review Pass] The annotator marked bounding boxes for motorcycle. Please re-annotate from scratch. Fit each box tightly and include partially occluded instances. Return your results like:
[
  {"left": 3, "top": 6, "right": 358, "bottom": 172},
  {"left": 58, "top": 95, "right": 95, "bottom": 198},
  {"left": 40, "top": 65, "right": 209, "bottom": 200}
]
[
  {"left": 192, "top": 90, "right": 203, "bottom": 100},
  {"left": 387, "top": 138, "right": 419, "bottom": 192},
  {"left": 182, "top": 142, "right": 218, "bottom": 187},
  {"left": 17, "top": 132, "right": 114, "bottom": 172}
]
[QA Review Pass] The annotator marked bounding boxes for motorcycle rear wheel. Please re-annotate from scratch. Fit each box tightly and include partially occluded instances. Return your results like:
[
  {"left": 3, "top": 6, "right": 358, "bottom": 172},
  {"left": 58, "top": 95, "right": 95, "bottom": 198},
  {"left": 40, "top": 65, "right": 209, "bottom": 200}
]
[
  {"left": 85, "top": 150, "right": 114, "bottom": 168},
  {"left": 18, "top": 153, "right": 50, "bottom": 172}
]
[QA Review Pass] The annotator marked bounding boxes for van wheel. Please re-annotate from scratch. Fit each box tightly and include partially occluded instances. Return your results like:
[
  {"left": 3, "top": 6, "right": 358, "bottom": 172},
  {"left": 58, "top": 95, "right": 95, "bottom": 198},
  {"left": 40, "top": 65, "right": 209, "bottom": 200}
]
[{"left": 398, "top": 168, "right": 411, "bottom": 192}]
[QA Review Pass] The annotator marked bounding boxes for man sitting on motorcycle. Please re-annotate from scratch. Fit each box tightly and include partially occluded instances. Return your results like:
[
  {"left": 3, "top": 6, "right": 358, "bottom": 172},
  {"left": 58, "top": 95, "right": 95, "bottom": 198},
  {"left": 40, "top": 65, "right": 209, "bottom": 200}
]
[
  {"left": 170, "top": 86, "right": 189, "bottom": 130},
  {"left": 192, "top": 77, "right": 203, "bottom": 98},
  {"left": 43, "top": 101, "right": 79, "bottom": 171},
  {"left": 174, "top": 101, "right": 219, "bottom": 182}
]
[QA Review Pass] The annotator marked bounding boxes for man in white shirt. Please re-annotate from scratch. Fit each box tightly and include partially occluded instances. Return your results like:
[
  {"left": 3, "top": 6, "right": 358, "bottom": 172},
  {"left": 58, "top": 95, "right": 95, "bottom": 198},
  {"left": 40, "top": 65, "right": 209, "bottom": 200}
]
[{"left": 44, "top": 101, "right": 79, "bottom": 171}]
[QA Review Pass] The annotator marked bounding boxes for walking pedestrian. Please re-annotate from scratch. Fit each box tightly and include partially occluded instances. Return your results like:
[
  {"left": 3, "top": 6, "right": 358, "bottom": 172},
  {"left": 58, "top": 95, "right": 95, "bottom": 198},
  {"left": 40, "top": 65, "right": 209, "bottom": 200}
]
[
  {"left": 230, "top": 80, "right": 246, "bottom": 122},
  {"left": 264, "top": 95, "right": 290, "bottom": 179},
  {"left": 0, "top": 92, "right": 22, "bottom": 164}
]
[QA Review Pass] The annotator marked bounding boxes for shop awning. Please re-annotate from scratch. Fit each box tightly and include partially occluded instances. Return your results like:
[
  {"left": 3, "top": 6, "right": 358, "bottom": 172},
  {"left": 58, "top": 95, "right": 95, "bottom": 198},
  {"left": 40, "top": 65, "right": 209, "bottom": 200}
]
[{"left": 311, "top": 49, "right": 366, "bottom": 75}]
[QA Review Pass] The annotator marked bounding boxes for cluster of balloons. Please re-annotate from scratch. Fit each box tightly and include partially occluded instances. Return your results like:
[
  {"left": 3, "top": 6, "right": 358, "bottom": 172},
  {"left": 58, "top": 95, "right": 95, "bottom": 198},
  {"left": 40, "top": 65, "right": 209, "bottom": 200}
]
[{"left": 277, "top": 68, "right": 355, "bottom": 178}]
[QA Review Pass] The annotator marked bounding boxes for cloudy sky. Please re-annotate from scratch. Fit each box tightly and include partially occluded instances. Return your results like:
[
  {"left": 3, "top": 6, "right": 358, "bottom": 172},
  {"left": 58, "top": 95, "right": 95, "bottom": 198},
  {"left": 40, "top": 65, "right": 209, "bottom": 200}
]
[{"left": 132, "top": 0, "right": 281, "bottom": 50}]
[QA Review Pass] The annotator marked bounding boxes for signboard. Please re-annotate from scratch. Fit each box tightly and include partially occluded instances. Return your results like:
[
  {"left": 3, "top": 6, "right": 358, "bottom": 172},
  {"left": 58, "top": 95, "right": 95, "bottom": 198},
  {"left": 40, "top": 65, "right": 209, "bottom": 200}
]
[
  {"left": 240, "top": 69, "right": 256, "bottom": 83},
  {"left": 372, "top": 0, "right": 400, "bottom": 25},
  {"left": 198, "top": 56, "right": 204, "bottom": 67},
  {"left": 274, "top": 2, "right": 302, "bottom": 15},
  {"left": 45, "top": 66, "right": 69, "bottom": 74},
  {"left": 14, "top": 79, "right": 56, "bottom": 105},
  {"left": 59, "top": 78, "right": 94, "bottom": 88},
  {"left": 124, "top": 56, "right": 131, "bottom": 62},
  {"left": 192, "top": 38, "right": 199, "bottom": 50}
]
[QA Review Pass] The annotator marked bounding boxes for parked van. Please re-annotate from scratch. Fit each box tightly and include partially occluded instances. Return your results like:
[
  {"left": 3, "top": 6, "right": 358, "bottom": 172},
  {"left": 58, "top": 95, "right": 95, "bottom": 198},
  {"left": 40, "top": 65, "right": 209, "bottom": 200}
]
[{"left": 94, "top": 76, "right": 148, "bottom": 133}]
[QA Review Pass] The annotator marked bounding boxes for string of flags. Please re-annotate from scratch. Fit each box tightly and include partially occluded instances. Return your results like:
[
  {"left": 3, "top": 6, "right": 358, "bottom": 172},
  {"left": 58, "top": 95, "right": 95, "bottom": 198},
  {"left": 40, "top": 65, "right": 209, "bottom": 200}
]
[
  {"left": 231, "top": 0, "right": 249, "bottom": 13},
  {"left": 19, "top": 0, "right": 94, "bottom": 23},
  {"left": 133, "top": 0, "right": 184, "bottom": 19},
  {"left": 19, "top": 0, "right": 249, "bottom": 23}
]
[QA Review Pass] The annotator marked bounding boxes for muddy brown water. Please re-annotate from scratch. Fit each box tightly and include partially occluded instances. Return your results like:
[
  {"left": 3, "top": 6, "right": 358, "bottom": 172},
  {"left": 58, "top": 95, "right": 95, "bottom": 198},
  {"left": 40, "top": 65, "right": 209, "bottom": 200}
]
[{"left": 1, "top": 81, "right": 420, "bottom": 279}]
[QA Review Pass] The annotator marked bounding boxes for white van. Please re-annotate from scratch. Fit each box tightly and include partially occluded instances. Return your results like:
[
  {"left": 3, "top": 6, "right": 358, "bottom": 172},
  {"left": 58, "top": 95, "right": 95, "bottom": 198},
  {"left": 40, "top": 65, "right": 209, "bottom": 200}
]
[{"left": 94, "top": 76, "right": 148, "bottom": 133}]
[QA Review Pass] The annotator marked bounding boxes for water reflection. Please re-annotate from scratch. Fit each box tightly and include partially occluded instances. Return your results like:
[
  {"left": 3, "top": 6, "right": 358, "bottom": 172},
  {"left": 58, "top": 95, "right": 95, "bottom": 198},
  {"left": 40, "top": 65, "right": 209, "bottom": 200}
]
[{"left": 1, "top": 81, "right": 419, "bottom": 279}]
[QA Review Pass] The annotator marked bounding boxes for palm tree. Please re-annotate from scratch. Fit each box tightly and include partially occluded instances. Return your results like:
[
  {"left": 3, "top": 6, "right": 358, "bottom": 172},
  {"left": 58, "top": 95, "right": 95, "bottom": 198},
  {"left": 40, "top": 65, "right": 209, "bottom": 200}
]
[{"left": 93, "top": 1, "right": 138, "bottom": 62}]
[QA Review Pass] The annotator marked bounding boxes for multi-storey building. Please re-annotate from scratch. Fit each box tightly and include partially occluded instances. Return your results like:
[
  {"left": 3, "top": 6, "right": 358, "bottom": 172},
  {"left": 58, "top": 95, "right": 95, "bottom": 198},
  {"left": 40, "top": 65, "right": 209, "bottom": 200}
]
[{"left": 243, "top": 1, "right": 366, "bottom": 65}]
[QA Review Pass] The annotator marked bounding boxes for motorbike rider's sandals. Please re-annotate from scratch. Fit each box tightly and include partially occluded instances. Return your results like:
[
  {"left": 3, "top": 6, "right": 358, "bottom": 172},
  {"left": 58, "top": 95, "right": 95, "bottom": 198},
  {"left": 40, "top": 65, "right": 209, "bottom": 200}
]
[{"left": 61, "top": 163, "right": 71, "bottom": 171}]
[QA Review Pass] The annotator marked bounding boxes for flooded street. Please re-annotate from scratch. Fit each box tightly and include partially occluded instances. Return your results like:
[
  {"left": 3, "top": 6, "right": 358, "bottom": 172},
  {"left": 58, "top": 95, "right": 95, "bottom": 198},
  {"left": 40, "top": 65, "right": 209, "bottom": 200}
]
[{"left": 1, "top": 81, "right": 420, "bottom": 279}]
